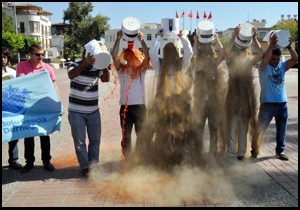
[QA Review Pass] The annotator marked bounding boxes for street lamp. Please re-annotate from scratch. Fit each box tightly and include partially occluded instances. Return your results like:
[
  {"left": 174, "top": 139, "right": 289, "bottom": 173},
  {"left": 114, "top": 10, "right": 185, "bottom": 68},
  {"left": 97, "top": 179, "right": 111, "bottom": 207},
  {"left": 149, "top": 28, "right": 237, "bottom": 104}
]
[{"left": 13, "top": 2, "right": 20, "bottom": 63}]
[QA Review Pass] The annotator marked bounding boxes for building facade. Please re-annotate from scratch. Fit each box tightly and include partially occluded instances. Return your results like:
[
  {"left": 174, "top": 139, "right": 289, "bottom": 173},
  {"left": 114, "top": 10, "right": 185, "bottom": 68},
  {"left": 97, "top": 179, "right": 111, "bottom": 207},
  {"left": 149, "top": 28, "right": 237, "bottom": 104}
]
[{"left": 2, "top": 3, "right": 53, "bottom": 61}]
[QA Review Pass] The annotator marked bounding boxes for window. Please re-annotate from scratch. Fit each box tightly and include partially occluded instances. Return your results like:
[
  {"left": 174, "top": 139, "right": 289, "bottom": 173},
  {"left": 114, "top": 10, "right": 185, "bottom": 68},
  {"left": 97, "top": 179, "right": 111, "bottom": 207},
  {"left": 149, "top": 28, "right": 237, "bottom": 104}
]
[
  {"left": 147, "top": 34, "right": 151, "bottom": 41},
  {"left": 29, "top": 21, "right": 40, "bottom": 33},
  {"left": 20, "top": 22, "right": 25, "bottom": 33},
  {"left": 259, "top": 32, "right": 267, "bottom": 40},
  {"left": 41, "top": 24, "right": 44, "bottom": 35}
]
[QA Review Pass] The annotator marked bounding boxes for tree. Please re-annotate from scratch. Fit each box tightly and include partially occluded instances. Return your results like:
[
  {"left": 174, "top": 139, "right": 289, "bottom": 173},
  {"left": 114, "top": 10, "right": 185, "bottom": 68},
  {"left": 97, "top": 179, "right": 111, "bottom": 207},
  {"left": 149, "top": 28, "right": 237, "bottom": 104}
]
[
  {"left": 2, "top": 31, "right": 24, "bottom": 54},
  {"left": 19, "top": 36, "right": 41, "bottom": 55},
  {"left": 62, "top": 2, "right": 110, "bottom": 61},
  {"left": 2, "top": 10, "right": 15, "bottom": 33},
  {"left": 271, "top": 20, "right": 298, "bottom": 41}
]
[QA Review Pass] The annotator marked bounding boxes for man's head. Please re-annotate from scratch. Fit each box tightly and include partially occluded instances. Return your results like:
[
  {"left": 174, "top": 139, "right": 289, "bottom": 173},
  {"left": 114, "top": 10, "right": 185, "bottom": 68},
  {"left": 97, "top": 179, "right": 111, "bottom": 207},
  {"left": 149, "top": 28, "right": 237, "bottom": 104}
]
[
  {"left": 28, "top": 44, "right": 44, "bottom": 63},
  {"left": 269, "top": 48, "right": 282, "bottom": 67},
  {"left": 2, "top": 48, "right": 11, "bottom": 67}
]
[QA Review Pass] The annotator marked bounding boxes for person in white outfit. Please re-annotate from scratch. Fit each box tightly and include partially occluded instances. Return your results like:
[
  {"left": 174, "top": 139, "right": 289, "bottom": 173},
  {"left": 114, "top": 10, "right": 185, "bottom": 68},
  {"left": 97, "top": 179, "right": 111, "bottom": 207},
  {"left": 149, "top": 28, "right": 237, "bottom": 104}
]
[
  {"left": 138, "top": 29, "right": 193, "bottom": 169},
  {"left": 2, "top": 48, "right": 22, "bottom": 170}
]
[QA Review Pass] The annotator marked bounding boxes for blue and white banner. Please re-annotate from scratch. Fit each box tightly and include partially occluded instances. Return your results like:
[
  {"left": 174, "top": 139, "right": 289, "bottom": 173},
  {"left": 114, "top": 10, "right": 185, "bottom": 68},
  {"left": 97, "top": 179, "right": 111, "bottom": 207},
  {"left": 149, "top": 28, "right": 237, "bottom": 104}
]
[{"left": 2, "top": 70, "right": 63, "bottom": 143}]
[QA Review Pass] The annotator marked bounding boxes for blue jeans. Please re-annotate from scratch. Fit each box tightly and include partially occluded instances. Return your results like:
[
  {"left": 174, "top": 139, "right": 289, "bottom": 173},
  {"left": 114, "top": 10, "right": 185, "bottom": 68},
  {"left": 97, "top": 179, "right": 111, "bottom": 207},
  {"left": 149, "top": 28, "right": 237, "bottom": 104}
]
[
  {"left": 68, "top": 110, "right": 101, "bottom": 170},
  {"left": 256, "top": 102, "right": 288, "bottom": 154}
]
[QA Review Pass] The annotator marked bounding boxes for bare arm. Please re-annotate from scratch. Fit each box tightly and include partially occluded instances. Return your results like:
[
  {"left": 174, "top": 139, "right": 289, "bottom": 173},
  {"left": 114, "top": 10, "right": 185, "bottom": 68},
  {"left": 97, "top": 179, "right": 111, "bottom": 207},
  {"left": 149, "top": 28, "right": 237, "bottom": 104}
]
[
  {"left": 285, "top": 38, "right": 298, "bottom": 69},
  {"left": 112, "top": 30, "right": 122, "bottom": 70},
  {"left": 250, "top": 27, "right": 263, "bottom": 66},
  {"left": 215, "top": 33, "right": 224, "bottom": 66},
  {"left": 100, "top": 66, "right": 110, "bottom": 82},
  {"left": 225, "top": 24, "right": 240, "bottom": 60},
  {"left": 260, "top": 34, "right": 278, "bottom": 70},
  {"left": 68, "top": 53, "right": 95, "bottom": 79}
]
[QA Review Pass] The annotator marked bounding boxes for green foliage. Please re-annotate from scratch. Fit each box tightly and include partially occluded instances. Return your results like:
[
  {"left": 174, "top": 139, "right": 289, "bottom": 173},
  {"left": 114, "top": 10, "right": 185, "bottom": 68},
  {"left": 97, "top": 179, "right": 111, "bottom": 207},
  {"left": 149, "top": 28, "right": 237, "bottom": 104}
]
[
  {"left": 220, "top": 37, "right": 230, "bottom": 48},
  {"left": 19, "top": 36, "right": 41, "bottom": 54},
  {"left": 2, "top": 10, "right": 15, "bottom": 33},
  {"left": 2, "top": 31, "right": 24, "bottom": 53},
  {"left": 62, "top": 2, "right": 110, "bottom": 60},
  {"left": 271, "top": 21, "right": 298, "bottom": 41}
]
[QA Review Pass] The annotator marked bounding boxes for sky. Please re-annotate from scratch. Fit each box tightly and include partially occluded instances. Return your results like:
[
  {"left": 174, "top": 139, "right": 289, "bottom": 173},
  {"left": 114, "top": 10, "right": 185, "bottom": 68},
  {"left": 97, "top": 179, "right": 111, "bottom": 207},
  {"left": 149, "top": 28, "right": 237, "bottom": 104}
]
[{"left": 19, "top": 2, "right": 298, "bottom": 32}]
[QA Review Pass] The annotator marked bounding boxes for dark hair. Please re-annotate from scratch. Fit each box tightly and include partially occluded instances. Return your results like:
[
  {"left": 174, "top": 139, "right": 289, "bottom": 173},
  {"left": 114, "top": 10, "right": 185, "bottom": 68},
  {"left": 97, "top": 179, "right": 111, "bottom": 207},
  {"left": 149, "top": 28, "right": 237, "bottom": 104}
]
[
  {"left": 28, "top": 44, "right": 43, "bottom": 54},
  {"left": 2, "top": 48, "right": 12, "bottom": 61},
  {"left": 272, "top": 48, "right": 282, "bottom": 56}
]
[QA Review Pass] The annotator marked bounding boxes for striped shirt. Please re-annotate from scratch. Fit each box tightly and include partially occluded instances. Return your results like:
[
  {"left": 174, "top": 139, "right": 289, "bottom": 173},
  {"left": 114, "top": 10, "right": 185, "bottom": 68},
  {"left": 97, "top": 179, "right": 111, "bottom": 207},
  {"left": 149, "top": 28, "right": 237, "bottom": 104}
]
[{"left": 68, "top": 61, "right": 102, "bottom": 114}]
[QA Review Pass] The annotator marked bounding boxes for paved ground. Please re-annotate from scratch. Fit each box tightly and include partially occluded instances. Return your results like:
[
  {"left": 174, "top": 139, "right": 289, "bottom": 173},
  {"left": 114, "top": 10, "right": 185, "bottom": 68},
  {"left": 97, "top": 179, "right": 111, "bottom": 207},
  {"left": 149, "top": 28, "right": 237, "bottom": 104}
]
[{"left": 2, "top": 68, "right": 298, "bottom": 207}]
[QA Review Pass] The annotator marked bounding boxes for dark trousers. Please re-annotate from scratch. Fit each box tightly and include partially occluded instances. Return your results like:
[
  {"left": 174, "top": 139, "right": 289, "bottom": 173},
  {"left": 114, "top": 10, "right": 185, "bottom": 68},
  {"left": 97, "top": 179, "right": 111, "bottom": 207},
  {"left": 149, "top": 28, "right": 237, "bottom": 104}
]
[
  {"left": 24, "top": 136, "right": 51, "bottom": 164},
  {"left": 8, "top": 140, "right": 19, "bottom": 164},
  {"left": 119, "top": 104, "right": 147, "bottom": 155}
]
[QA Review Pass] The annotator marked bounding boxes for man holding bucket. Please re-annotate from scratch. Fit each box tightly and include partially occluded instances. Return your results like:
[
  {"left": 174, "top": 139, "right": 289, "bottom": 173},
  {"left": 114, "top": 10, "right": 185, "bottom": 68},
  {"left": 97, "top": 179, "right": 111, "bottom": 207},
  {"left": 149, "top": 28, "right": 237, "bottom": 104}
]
[
  {"left": 251, "top": 31, "right": 298, "bottom": 161},
  {"left": 67, "top": 40, "right": 111, "bottom": 177},
  {"left": 111, "top": 17, "right": 150, "bottom": 162}
]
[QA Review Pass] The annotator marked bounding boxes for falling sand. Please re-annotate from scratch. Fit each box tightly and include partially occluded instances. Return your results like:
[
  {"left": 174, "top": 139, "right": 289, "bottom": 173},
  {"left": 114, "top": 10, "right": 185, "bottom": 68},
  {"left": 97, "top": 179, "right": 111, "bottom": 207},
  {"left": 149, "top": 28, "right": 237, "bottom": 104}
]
[{"left": 84, "top": 44, "right": 266, "bottom": 206}]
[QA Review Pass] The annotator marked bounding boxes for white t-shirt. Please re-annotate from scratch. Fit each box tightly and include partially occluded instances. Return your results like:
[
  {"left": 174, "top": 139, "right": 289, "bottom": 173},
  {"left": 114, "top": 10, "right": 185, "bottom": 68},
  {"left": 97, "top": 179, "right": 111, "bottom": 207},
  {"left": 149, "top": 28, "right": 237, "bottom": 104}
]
[
  {"left": 117, "top": 69, "right": 146, "bottom": 105},
  {"left": 2, "top": 66, "right": 16, "bottom": 79}
]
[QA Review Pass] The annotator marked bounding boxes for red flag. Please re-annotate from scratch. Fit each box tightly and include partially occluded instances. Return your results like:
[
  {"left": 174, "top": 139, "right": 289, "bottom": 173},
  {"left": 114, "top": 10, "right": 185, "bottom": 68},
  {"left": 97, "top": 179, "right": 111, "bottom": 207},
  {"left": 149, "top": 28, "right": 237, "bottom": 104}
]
[
  {"left": 181, "top": 11, "right": 185, "bottom": 18},
  {"left": 203, "top": 11, "right": 207, "bottom": 19},
  {"left": 176, "top": 11, "right": 179, "bottom": 18},
  {"left": 208, "top": 12, "right": 212, "bottom": 20},
  {"left": 196, "top": 11, "right": 200, "bottom": 19},
  {"left": 188, "top": 10, "right": 193, "bottom": 18}
]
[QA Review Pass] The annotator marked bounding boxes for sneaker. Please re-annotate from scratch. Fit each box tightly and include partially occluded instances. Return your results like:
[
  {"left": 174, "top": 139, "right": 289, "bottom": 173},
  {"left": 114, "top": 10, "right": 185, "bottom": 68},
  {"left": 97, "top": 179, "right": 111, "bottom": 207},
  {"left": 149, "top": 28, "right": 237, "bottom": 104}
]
[
  {"left": 237, "top": 156, "right": 245, "bottom": 161},
  {"left": 81, "top": 168, "right": 89, "bottom": 178},
  {"left": 43, "top": 162, "right": 55, "bottom": 171},
  {"left": 21, "top": 163, "right": 34, "bottom": 174},
  {"left": 9, "top": 161, "right": 23, "bottom": 170},
  {"left": 276, "top": 152, "right": 289, "bottom": 161}
]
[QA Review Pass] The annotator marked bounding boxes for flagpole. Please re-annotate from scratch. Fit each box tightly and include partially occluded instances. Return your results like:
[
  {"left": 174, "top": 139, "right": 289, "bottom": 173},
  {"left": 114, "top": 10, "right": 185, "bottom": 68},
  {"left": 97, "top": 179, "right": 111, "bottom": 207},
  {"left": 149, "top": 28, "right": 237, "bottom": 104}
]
[{"left": 190, "top": 17, "right": 192, "bottom": 32}]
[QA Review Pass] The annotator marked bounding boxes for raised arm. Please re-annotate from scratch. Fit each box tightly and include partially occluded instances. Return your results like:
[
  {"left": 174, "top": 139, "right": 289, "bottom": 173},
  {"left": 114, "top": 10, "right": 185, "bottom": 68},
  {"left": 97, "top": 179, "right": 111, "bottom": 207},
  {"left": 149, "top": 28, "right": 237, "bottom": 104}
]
[
  {"left": 68, "top": 53, "right": 95, "bottom": 79},
  {"left": 214, "top": 33, "right": 225, "bottom": 66},
  {"left": 179, "top": 30, "right": 193, "bottom": 70},
  {"left": 138, "top": 32, "right": 150, "bottom": 70},
  {"left": 112, "top": 30, "right": 122, "bottom": 70},
  {"left": 225, "top": 24, "right": 240, "bottom": 59},
  {"left": 149, "top": 29, "right": 163, "bottom": 71},
  {"left": 260, "top": 34, "right": 278, "bottom": 70},
  {"left": 285, "top": 37, "right": 298, "bottom": 69},
  {"left": 250, "top": 27, "right": 263, "bottom": 66}
]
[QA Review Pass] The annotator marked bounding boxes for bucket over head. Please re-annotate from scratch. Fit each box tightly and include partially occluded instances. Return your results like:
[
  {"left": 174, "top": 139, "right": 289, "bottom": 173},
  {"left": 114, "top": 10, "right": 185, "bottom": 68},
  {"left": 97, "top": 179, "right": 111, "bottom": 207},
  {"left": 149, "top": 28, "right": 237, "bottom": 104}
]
[
  {"left": 234, "top": 22, "right": 254, "bottom": 49},
  {"left": 122, "top": 17, "right": 141, "bottom": 41},
  {"left": 84, "top": 40, "right": 112, "bottom": 70},
  {"left": 262, "top": 30, "right": 290, "bottom": 49},
  {"left": 197, "top": 20, "right": 215, "bottom": 43},
  {"left": 161, "top": 18, "right": 180, "bottom": 38},
  {"left": 275, "top": 30, "right": 291, "bottom": 48}
]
